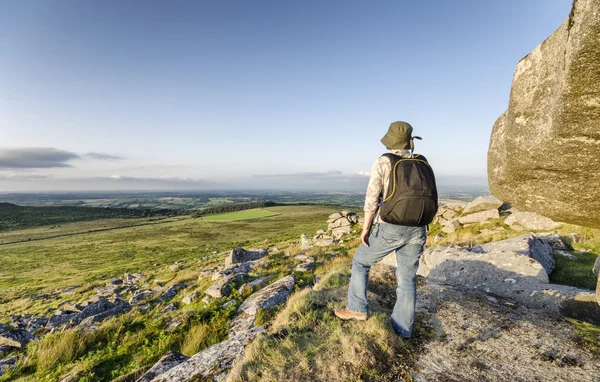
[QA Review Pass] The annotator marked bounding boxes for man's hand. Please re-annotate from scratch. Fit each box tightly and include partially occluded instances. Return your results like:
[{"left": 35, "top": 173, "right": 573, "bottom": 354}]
[
  {"left": 361, "top": 211, "right": 375, "bottom": 247},
  {"left": 361, "top": 228, "right": 370, "bottom": 247}
]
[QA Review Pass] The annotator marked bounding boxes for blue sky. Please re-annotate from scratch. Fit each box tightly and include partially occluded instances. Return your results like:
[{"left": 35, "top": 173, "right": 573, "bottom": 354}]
[{"left": 0, "top": 0, "right": 571, "bottom": 191}]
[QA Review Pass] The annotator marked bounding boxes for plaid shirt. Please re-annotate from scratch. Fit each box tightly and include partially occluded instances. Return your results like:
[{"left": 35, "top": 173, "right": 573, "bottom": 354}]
[{"left": 364, "top": 149, "right": 413, "bottom": 224}]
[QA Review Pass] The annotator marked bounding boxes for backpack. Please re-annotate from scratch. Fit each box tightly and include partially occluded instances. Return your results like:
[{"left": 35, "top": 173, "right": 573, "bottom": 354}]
[{"left": 379, "top": 153, "right": 438, "bottom": 227}]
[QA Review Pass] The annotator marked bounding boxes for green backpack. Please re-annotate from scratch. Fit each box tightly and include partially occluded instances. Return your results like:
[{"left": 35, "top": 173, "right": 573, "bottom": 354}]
[{"left": 379, "top": 153, "right": 439, "bottom": 227}]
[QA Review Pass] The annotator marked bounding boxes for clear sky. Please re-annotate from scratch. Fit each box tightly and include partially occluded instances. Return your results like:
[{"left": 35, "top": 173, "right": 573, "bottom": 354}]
[{"left": 0, "top": 0, "right": 572, "bottom": 191}]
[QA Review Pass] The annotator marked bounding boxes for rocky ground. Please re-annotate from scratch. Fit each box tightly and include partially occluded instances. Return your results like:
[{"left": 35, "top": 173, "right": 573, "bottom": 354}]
[{"left": 1, "top": 202, "right": 599, "bottom": 381}]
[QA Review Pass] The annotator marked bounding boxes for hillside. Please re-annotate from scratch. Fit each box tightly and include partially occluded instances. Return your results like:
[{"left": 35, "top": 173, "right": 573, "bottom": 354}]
[{"left": 0, "top": 203, "right": 599, "bottom": 381}]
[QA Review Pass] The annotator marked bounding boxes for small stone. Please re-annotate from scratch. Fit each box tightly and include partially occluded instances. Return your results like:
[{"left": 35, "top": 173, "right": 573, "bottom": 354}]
[
  {"left": 161, "top": 303, "right": 177, "bottom": 314},
  {"left": 182, "top": 291, "right": 201, "bottom": 305}
]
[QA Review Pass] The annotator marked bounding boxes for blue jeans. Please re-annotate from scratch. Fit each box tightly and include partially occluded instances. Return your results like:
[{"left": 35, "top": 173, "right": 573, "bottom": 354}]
[{"left": 346, "top": 223, "right": 426, "bottom": 338}]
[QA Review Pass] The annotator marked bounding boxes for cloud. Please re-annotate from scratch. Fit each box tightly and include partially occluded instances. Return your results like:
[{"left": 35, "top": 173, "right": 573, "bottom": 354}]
[
  {"left": 84, "top": 152, "right": 124, "bottom": 161},
  {"left": 0, "top": 148, "right": 80, "bottom": 169},
  {"left": 249, "top": 170, "right": 369, "bottom": 191}
]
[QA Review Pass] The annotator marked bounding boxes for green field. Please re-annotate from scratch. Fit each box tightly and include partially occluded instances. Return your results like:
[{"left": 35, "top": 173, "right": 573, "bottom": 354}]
[
  {"left": 0, "top": 206, "right": 332, "bottom": 308},
  {"left": 0, "top": 205, "right": 350, "bottom": 381},
  {"left": 201, "top": 209, "right": 280, "bottom": 221}
]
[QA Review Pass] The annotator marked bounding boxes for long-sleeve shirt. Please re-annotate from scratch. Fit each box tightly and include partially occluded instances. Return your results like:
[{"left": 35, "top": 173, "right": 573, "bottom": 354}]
[{"left": 364, "top": 149, "right": 413, "bottom": 224}]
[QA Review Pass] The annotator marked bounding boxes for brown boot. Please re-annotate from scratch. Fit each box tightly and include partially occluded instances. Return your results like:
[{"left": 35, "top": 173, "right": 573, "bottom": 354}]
[{"left": 333, "top": 308, "right": 367, "bottom": 321}]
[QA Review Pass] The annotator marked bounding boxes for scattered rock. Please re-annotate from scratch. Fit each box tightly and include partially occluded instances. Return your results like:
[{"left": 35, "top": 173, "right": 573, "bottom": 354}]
[
  {"left": 458, "top": 209, "right": 500, "bottom": 224},
  {"left": 26, "top": 316, "right": 48, "bottom": 332},
  {"left": 46, "top": 311, "right": 77, "bottom": 330},
  {"left": 0, "top": 355, "right": 18, "bottom": 377},
  {"left": 78, "top": 299, "right": 131, "bottom": 328},
  {"left": 442, "top": 219, "right": 460, "bottom": 234},
  {"left": 169, "top": 263, "right": 182, "bottom": 271},
  {"left": 226, "top": 247, "right": 268, "bottom": 266},
  {"left": 505, "top": 212, "right": 563, "bottom": 231},
  {"left": 236, "top": 275, "right": 296, "bottom": 317},
  {"left": 182, "top": 291, "right": 201, "bottom": 305},
  {"left": 155, "top": 284, "right": 187, "bottom": 303},
  {"left": 136, "top": 351, "right": 190, "bottom": 382},
  {"left": 293, "top": 255, "right": 314, "bottom": 263},
  {"left": 160, "top": 303, "right": 177, "bottom": 314},
  {"left": 0, "top": 329, "right": 35, "bottom": 349},
  {"left": 300, "top": 233, "right": 313, "bottom": 250},
  {"left": 129, "top": 290, "right": 156, "bottom": 305},
  {"left": 462, "top": 195, "right": 503, "bottom": 215},
  {"left": 149, "top": 326, "right": 265, "bottom": 382},
  {"left": 211, "top": 259, "right": 264, "bottom": 281},
  {"left": 123, "top": 273, "right": 144, "bottom": 285},
  {"left": 295, "top": 262, "right": 316, "bottom": 272},
  {"left": 205, "top": 274, "right": 245, "bottom": 298}
]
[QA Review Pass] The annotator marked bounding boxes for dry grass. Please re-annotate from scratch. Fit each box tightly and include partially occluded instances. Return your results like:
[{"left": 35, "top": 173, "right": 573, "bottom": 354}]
[
  {"left": 28, "top": 329, "right": 95, "bottom": 372},
  {"left": 180, "top": 322, "right": 211, "bottom": 356},
  {"left": 228, "top": 263, "right": 431, "bottom": 382}
]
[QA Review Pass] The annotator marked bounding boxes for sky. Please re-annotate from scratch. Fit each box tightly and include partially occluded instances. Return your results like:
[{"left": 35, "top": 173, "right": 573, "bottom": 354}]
[{"left": 0, "top": 0, "right": 572, "bottom": 192}]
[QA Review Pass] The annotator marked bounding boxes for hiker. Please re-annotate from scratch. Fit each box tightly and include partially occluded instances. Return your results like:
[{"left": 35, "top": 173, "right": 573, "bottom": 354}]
[{"left": 334, "top": 121, "right": 438, "bottom": 338}]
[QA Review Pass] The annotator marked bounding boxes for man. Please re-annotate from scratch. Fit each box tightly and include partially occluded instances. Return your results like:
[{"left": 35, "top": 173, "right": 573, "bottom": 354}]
[{"left": 334, "top": 121, "right": 437, "bottom": 339}]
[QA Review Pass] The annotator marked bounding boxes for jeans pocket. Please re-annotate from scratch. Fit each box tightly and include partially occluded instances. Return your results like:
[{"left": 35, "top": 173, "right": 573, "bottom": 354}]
[{"left": 378, "top": 225, "right": 402, "bottom": 245}]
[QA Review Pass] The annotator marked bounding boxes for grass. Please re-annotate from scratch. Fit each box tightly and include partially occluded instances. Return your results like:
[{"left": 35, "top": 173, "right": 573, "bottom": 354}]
[
  {"left": 201, "top": 209, "right": 280, "bottom": 221},
  {"left": 0, "top": 205, "right": 332, "bottom": 317},
  {"left": 229, "top": 261, "right": 434, "bottom": 382},
  {"left": 0, "top": 205, "right": 344, "bottom": 381}
]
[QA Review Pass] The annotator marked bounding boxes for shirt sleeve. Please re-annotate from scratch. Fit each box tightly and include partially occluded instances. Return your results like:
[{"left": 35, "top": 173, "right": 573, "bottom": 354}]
[{"left": 364, "top": 157, "right": 384, "bottom": 214}]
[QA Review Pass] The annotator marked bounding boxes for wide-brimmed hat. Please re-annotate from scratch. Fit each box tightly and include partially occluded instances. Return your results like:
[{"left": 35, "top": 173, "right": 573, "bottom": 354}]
[{"left": 380, "top": 121, "right": 422, "bottom": 151}]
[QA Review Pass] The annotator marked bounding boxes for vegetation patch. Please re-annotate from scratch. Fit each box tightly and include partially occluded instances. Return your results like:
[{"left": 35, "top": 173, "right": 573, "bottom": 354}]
[{"left": 201, "top": 209, "right": 281, "bottom": 222}]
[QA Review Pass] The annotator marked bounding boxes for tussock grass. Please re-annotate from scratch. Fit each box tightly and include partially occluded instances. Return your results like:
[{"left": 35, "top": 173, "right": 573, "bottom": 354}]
[
  {"left": 229, "top": 263, "right": 432, "bottom": 382},
  {"left": 28, "top": 329, "right": 95, "bottom": 372}
]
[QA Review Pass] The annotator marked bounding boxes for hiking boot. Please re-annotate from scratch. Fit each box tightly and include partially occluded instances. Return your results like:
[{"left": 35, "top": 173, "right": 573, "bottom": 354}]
[{"left": 333, "top": 308, "right": 367, "bottom": 321}]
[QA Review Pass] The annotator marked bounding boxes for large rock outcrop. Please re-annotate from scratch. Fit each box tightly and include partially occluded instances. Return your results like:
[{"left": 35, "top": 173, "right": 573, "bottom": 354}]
[{"left": 487, "top": 0, "right": 600, "bottom": 228}]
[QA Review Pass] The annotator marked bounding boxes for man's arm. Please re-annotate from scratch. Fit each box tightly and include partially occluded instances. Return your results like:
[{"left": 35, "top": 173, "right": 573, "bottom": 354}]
[{"left": 362, "top": 158, "right": 384, "bottom": 247}]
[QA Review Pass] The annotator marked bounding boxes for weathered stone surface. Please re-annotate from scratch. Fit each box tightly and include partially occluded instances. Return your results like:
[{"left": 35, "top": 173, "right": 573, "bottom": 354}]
[
  {"left": 205, "top": 274, "right": 245, "bottom": 298},
  {"left": 0, "top": 355, "right": 18, "bottom": 377},
  {"left": 414, "top": 281, "right": 600, "bottom": 382},
  {"left": 46, "top": 311, "right": 77, "bottom": 330},
  {"left": 226, "top": 247, "right": 268, "bottom": 266},
  {"left": 474, "top": 234, "right": 555, "bottom": 275},
  {"left": 123, "top": 273, "right": 143, "bottom": 285},
  {"left": 78, "top": 299, "right": 131, "bottom": 328},
  {"left": 181, "top": 291, "right": 201, "bottom": 305},
  {"left": 26, "top": 316, "right": 48, "bottom": 332},
  {"left": 293, "top": 255, "right": 314, "bottom": 263},
  {"left": 442, "top": 219, "right": 460, "bottom": 234},
  {"left": 160, "top": 303, "right": 177, "bottom": 314},
  {"left": 418, "top": 245, "right": 549, "bottom": 284},
  {"left": 462, "top": 195, "right": 503, "bottom": 215},
  {"left": 129, "top": 290, "right": 156, "bottom": 305},
  {"left": 457, "top": 209, "right": 499, "bottom": 224},
  {"left": 0, "top": 329, "right": 35, "bottom": 349},
  {"left": 487, "top": 0, "right": 600, "bottom": 228},
  {"left": 150, "top": 326, "right": 265, "bottom": 382},
  {"left": 593, "top": 256, "right": 600, "bottom": 276},
  {"left": 155, "top": 283, "right": 187, "bottom": 303},
  {"left": 295, "top": 262, "right": 316, "bottom": 272},
  {"left": 505, "top": 211, "right": 563, "bottom": 231},
  {"left": 136, "top": 351, "right": 189, "bottom": 382},
  {"left": 71, "top": 298, "right": 115, "bottom": 325},
  {"left": 211, "top": 260, "right": 263, "bottom": 281},
  {"left": 237, "top": 275, "right": 296, "bottom": 316}
]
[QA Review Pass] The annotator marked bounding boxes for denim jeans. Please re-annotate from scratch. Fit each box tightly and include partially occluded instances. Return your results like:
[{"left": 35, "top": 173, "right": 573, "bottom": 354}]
[{"left": 346, "top": 223, "right": 426, "bottom": 338}]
